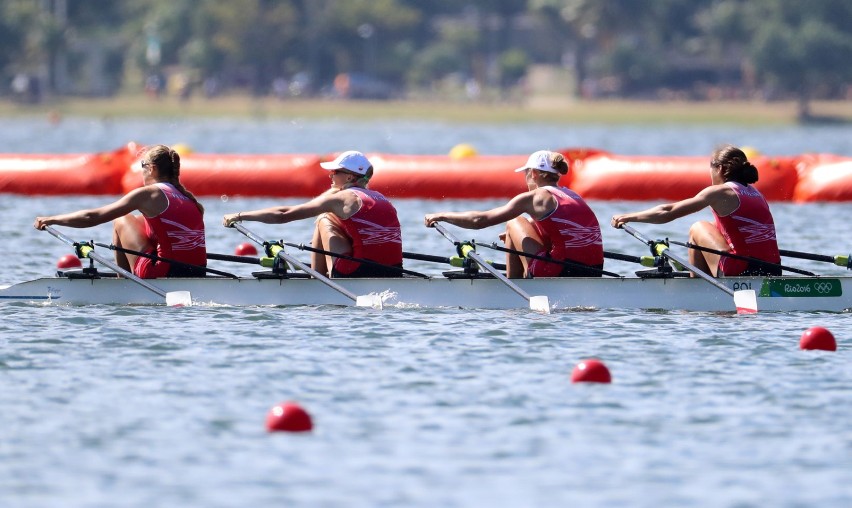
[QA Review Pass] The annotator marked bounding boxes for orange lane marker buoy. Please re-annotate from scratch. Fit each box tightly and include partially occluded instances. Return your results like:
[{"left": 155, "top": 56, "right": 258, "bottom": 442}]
[
  {"left": 571, "top": 359, "right": 612, "bottom": 384},
  {"left": 56, "top": 254, "right": 82, "bottom": 269},
  {"left": 799, "top": 326, "right": 837, "bottom": 351},
  {"left": 235, "top": 242, "right": 258, "bottom": 256},
  {"left": 266, "top": 401, "right": 313, "bottom": 433}
]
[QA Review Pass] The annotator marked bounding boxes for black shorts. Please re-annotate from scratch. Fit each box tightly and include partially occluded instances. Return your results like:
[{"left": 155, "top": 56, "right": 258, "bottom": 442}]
[{"left": 332, "top": 263, "right": 404, "bottom": 278}]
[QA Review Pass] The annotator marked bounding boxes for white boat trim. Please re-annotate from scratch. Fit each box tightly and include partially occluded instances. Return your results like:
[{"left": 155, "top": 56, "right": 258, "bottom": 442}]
[{"left": 0, "top": 271, "right": 849, "bottom": 312}]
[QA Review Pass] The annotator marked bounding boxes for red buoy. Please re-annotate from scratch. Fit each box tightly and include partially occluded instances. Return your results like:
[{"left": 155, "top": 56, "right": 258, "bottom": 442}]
[
  {"left": 265, "top": 401, "right": 313, "bottom": 432},
  {"left": 56, "top": 254, "right": 82, "bottom": 269},
  {"left": 235, "top": 242, "right": 258, "bottom": 256},
  {"left": 800, "top": 327, "right": 837, "bottom": 351},
  {"left": 571, "top": 359, "right": 612, "bottom": 384}
]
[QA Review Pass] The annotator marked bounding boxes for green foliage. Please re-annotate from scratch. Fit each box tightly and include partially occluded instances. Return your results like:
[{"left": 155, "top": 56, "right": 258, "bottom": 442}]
[{"left": 0, "top": 0, "right": 847, "bottom": 111}]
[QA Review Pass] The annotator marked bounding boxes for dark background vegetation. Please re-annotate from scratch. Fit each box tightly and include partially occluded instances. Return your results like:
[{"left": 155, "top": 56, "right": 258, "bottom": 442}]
[{"left": 2, "top": 0, "right": 850, "bottom": 120}]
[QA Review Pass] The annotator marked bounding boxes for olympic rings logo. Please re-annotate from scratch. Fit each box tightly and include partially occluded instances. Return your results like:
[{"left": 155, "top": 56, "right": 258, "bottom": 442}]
[{"left": 814, "top": 282, "right": 834, "bottom": 294}]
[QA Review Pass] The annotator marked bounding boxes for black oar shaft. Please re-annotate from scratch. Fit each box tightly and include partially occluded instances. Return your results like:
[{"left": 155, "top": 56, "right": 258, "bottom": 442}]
[
  {"left": 482, "top": 242, "right": 622, "bottom": 278},
  {"left": 780, "top": 249, "right": 851, "bottom": 268},
  {"left": 285, "top": 243, "right": 429, "bottom": 278},
  {"left": 94, "top": 242, "right": 238, "bottom": 278},
  {"left": 403, "top": 251, "right": 507, "bottom": 270},
  {"left": 207, "top": 252, "right": 262, "bottom": 265},
  {"left": 780, "top": 249, "right": 833, "bottom": 262},
  {"left": 604, "top": 251, "right": 643, "bottom": 264},
  {"left": 670, "top": 240, "right": 814, "bottom": 276}
]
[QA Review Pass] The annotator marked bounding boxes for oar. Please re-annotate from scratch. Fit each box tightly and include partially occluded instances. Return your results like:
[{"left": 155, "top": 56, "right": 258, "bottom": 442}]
[
  {"left": 43, "top": 226, "right": 191, "bottom": 307},
  {"left": 207, "top": 252, "right": 264, "bottom": 265},
  {"left": 403, "top": 251, "right": 507, "bottom": 270},
  {"left": 477, "top": 242, "right": 623, "bottom": 278},
  {"left": 603, "top": 250, "right": 657, "bottom": 267},
  {"left": 94, "top": 242, "right": 239, "bottom": 279},
  {"left": 619, "top": 225, "right": 757, "bottom": 314},
  {"left": 431, "top": 222, "right": 550, "bottom": 314},
  {"left": 229, "top": 223, "right": 382, "bottom": 308},
  {"left": 779, "top": 249, "right": 851, "bottom": 270},
  {"left": 668, "top": 240, "right": 814, "bottom": 276},
  {"left": 282, "top": 242, "right": 430, "bottom": 279}
]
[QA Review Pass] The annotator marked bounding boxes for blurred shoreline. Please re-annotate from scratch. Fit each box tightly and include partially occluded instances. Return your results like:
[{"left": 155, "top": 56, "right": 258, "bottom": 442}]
[{"left": 2, "top": 94, "right": 851, "bottom": 126}]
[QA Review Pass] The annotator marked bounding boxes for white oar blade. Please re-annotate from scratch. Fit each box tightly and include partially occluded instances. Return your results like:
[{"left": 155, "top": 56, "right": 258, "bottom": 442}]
[
  {"left": 355, "top": 294, "right": 383, "bottom": 310},
  {"left": 166, "top": 291, "right": 192, "bottom": 307},
  {"left": 734, "top": 289, "right": 757, "bottom": 314},
  {"left": 529, "top": 295, "right": 551, "bottom": 314}
]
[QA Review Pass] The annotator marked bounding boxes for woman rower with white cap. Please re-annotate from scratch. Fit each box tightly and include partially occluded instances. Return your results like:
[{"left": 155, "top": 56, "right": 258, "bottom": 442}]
[
  {"left": 223, "top": 150, "right": 403, "bottom": 278},
  {"left": 424, "top": 149, "right": 604, "bottom": 278}
]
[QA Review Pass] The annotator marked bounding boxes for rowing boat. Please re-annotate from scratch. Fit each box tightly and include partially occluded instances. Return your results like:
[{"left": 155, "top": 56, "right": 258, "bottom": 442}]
[{"left": 0, "top": 269, "right": 848, "bottom": 312}]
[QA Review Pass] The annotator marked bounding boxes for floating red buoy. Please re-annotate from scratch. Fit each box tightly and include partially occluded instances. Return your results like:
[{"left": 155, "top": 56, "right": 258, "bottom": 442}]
[
  {"left": 571, "top": 359, "right": 612, "bottom": 384},
  {"left": 56, "top": 254, "right": 82, "bottom": 269},
  {"left": 800, "top": 327, "right": 837, "bottom": 351},
  {"left": 235, "top": 242, "right": 258, "bottom": 256},
  {"left": 265, "top": 401, "right": 313, "bottom": 432}
]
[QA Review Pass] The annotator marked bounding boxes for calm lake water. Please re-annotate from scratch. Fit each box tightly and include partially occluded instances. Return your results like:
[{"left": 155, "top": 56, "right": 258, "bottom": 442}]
[{"left": 1, "top": 117, "right": 851, "bottom": 508}]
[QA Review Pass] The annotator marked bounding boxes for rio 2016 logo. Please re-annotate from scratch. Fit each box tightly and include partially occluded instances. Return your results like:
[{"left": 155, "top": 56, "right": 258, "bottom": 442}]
[{"left": 761, "top": 279, "right": 842, "bottom": 298}]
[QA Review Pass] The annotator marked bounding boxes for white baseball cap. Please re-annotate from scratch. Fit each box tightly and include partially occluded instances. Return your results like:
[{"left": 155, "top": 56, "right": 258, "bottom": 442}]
[
  {"left": 514, "top": 150, "right": 557, "bottom": 173},
  {"left": 320, "top": 150, "right": 372, "bottom": 175}
]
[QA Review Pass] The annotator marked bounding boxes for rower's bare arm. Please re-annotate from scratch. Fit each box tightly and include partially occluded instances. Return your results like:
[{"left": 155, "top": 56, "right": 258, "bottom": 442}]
[
  {"left": 425, "top": 193, "right": 533, "bottom": 229},
  {"left": 611, "top": 188, "right": 720, "bottom": 227},
  {"left": 224, "top": 193, "right": 349, "bottom": 226},
  {"left": 34, "top": 188, "right": 152, "bottom": 229}
]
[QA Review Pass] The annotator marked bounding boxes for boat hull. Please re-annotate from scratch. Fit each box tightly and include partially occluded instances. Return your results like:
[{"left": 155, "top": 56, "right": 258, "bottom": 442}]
[{"left": 1, "top": 274, "right": 849, "bottom": 312}]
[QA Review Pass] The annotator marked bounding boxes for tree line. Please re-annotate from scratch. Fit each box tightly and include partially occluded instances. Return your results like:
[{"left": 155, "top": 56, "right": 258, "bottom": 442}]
[{"left": 1, "top": 0, "right": 850, "bottom": 119}]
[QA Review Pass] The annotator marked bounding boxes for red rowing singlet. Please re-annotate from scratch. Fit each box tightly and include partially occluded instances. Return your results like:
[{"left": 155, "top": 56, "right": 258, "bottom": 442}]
[
  {"left": 531, "top": 186, "right": 604, "bottom": 266},
  {"left": 712, "top": 182, "right": 780, "bottom": 276},
  {"left": 330, "top": 187, "right": 402, "bottom": 275},
  {"left": 136, "top": 183, "right": 206, "bottom": 278}
]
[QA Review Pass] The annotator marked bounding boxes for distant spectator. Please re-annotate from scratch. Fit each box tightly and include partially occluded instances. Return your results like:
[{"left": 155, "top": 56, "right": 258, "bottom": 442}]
[
  {"left": 145, "top": 74, "right": 163, "bottom": 99},
  {"left": 202, "top": 77, "right": 220, "bottom": 98}
]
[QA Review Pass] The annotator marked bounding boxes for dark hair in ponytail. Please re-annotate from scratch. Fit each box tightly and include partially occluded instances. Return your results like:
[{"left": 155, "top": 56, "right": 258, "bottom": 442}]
[
  {"left": 539, "top": 152, "right": 569, "bottom": 183},
  {"left": 711, "top": 145, "right": 759, "bottom": 185},
  {"left": 143, "top": 144, "right": 205, "bottom": 214}
]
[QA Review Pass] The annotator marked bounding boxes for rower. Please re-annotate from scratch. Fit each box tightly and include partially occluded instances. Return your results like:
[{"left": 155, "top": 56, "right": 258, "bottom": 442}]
[
  {"left": 611, "top": 144, "right": 781, "bottom": 277},
  {"left": 34, "top": 144, "right": 207, "bottom": 279},
  {"left": 223, "top": 150, "right": 404, "bottom": 278},
  {"left": 424, "top": 150, "right": 604, "bottom": 279}
]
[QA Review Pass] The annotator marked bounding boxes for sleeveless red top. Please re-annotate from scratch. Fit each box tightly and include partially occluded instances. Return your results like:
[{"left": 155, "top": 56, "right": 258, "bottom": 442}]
[
  {"left": 712, "top": 182, "right": 780, "bottom": 275},
  {"left": 143, "top": 183, "right": 207, "bottom": 268},
  {"left": 531, "top": 186, "right": 604, "bottom": 266},
  {"left": 330, "top": 187, "right": 402, "bottom": 274}
]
